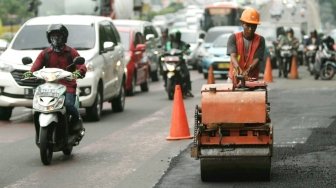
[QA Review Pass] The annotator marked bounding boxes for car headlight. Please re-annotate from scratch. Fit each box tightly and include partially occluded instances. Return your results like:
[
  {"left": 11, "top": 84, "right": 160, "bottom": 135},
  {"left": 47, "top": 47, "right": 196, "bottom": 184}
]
[
  {"left": 0, "top": 62, "right": 14, "bottom": 72},
  {"left": 86, "top": 61, "right": 94, "bottom": 72}
]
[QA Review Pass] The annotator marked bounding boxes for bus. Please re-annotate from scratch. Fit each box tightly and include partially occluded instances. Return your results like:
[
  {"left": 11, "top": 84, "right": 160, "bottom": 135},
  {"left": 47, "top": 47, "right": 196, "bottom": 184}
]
[
  {"left": 29, "top": 0, "right": 140, "bottom": 19},
  {"left": 202, "top": 2, "right": 244, "bottom": 32}
]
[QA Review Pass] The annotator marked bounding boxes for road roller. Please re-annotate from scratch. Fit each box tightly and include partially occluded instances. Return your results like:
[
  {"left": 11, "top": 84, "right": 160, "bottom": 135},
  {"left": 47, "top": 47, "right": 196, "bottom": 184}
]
[{"left": 191, "top": 76, "right": 273, "bottom": 181}]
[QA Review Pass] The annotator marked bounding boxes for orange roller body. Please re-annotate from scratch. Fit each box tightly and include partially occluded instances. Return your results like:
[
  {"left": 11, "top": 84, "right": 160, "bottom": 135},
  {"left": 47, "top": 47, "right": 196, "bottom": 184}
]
[{"left": 191, "top": 81, "right": 273, "bottom": 181}]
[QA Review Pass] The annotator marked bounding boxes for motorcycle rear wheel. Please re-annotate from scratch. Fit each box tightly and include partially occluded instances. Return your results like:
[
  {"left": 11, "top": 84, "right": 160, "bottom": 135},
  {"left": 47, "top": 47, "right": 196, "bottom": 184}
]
[{"left": 40, "top": 127, "right": 53, "bottom": 165}]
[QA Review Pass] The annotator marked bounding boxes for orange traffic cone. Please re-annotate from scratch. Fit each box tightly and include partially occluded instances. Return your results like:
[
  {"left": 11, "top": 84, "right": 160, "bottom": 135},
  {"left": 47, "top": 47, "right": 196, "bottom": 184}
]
[
  {"left": 263, "top": 56, "right": 273, "bottom": 83},
  {"left": 207, "top": 65, "right": 215, "bottom": 84},
  {"left": 289, "top": 56, "right": 299, "bottom": 79},
  {"left": 166, "top": 85, "right": 192, "bottom": 140}
]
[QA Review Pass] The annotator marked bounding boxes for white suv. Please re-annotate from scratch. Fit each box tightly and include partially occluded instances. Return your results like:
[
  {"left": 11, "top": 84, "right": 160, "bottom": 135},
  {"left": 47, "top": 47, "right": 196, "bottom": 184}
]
[{"left": 0, "top": 15, "right": 126, "bottom": 121}]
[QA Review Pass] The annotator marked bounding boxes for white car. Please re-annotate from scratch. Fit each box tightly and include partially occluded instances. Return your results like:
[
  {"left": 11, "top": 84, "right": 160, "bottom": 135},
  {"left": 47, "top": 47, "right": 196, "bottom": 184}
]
[{"left": 0, "top": 15, "right": 127, "bottom": 121}]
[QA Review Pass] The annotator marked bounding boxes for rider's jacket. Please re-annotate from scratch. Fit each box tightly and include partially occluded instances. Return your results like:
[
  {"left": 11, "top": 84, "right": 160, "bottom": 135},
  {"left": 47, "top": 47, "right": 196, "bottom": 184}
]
[{"left": 31, "top": 45, "right": 87, "bottom": 94}]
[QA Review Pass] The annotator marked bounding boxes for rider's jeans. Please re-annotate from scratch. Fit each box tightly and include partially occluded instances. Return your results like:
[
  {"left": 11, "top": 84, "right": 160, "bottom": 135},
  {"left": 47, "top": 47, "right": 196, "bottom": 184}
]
[{"left": 65, "top": 93, "right": 79, "bottom": 124}]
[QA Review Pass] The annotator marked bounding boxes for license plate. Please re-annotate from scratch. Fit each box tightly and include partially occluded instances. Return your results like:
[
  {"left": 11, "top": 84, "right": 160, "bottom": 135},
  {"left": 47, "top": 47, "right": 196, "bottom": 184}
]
[
  {"left": 217, "top": 63, "right": 230, "bottom": 69},
  {"left": 164, "top": 56, "right": 179, "bottom": 62},
  {"left": 24, "top": 88, "right": 35, "bottom": 99}
]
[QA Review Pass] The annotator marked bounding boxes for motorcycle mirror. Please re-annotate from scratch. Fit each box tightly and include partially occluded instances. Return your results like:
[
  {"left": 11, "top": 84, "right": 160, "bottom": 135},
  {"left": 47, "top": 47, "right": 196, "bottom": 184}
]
[
  {"left": 73, "top": 56, "right": 85, "bottom": 65},
  {"left": 22, "top": 57, "right": 33, "bottom": 65}
]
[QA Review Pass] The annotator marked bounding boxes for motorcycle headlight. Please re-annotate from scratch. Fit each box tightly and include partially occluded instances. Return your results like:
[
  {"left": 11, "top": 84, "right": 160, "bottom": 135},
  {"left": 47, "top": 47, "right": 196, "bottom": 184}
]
[
  {"left": 166, "top": 63, "right": 176, "bottom": 72},
  {"left": 0, "top": 62, "right": 14, "bottom": 72}
]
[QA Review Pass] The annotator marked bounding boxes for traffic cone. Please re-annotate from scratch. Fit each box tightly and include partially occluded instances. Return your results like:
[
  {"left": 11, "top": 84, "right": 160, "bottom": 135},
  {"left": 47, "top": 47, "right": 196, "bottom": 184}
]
[
  {"left": 263, "top": 56, "right": 273, "bottom": 83},
  {"left": 166, "top": 85, "right": 192, "bottom": 140},
  {"left": 207, "top": 65, "right": 215, "bottom": 84},
  {"left": 289, "top": 56, "right": 299, "bottom": 79}
]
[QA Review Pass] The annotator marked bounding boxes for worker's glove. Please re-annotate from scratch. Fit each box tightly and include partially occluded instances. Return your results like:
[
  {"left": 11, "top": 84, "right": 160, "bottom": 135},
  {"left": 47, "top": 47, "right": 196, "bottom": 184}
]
[
  {"left": 22, "top": 71, "right": 33, "bottom": 79},
  {"left": 72, "top": 70, "right": 82, "bottom": 79}
]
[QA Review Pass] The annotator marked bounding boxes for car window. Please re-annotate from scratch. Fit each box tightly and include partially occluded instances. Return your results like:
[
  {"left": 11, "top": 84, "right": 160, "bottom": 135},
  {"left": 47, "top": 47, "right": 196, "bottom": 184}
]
[
  {"left": 110, "top": 22, "right": 121, "bottom": 43},
  {"left": 205, "top": 30, "right": 229, "bottom": 43},
  {"left": 102, "top": 21, "right": 117, "bottom": 44},
  {"left": 181, "top": 32, "right": 198, "bottom": 44},
  {"left": 12, "top": 24, "right": 95, "bottom": 50},
  {"left": 213, "top": 35, "right": 229, "bottom": 48},
  {"left": 134, "top": 32, "right": 144, "bottom": 46},
  {"left": 150, "top": 26, "right": 158, "bottom": 38},
  {"left": 144, "top": 26, "right": 153, "bottom": 39}
]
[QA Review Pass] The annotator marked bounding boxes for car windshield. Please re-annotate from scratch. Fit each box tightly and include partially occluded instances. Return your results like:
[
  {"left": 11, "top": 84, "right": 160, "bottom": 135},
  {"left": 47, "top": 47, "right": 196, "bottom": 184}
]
[
  {"left": 181, "top": 32, "right": 198, "bottom": 44},
  {"left": 205, "top": 30, "right": 231, "bottom": 43},
  {"left": 213, "top": 35, "right": 229, "bottom": 48},
  {"left": 12, "top": 25, "right": 95, "bottom": 50},
  {"left": 119, "top": 31, "right": 130, "bottom": 51}
]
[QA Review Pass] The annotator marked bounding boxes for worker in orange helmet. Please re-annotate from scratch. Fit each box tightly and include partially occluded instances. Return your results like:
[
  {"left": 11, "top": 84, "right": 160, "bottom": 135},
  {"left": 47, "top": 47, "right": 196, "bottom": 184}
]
[{"left": 227, "top": 7, "right": 266, "bottom": 83}]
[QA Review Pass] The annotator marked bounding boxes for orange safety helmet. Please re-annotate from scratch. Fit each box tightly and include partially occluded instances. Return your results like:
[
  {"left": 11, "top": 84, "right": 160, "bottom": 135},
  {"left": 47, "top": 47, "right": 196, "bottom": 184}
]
[{"left": 240, "top": 8, "right": 260, "bottom": 25}]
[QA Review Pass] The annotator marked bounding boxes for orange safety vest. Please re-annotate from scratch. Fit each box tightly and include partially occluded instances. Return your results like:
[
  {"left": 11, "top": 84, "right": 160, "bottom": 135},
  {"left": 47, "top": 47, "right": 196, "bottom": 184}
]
[{"left": 229, "top": 32, "right": 261, "bottom": 79}]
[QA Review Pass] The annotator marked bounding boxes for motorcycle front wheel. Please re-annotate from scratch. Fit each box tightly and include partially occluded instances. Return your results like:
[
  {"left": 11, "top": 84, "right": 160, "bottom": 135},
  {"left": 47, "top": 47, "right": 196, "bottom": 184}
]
[
  {"left": 166, "top": 79, "right": 175, "bottom": 100},
  {"left": 320, "top": 64, "right": 335, "bottom": 80},
  {"left": 40, "top": 127, "right": 53, "bottom": 165}
]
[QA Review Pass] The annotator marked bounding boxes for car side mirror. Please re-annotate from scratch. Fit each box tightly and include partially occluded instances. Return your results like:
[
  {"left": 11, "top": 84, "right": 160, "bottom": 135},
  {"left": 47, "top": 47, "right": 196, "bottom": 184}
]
[
  {"left": 73, "top": 56, "right": 85, "bottom": 65},
  {"left": 22, "top": 57, "right": 33, "bottom": 65},
  {"left": 146, "top": 34, "right": 155, "bottom": 41},
  {"left": 103, "top": 41, "right": 115, "bottom": 52}
]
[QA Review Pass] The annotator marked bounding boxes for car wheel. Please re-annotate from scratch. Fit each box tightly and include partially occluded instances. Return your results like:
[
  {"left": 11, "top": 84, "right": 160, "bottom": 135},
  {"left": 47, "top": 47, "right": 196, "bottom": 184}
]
[
  {"left": 85, "top": 87, "right": 103, "bottom": 121},
  {"left": 140, "top": 80, "right": 149, "bottom": 92},
  {"left": 0, "top": 107, "right": 13, "bottom": 120},
  {"left": 203, "top": 73, "right": 208, "bottom": 79},
  {"left": 112, "top": 81, "right": 125, "bottom": 112},
  {"left": 197, "top": 65, "right": 202, "bottom": 73}
]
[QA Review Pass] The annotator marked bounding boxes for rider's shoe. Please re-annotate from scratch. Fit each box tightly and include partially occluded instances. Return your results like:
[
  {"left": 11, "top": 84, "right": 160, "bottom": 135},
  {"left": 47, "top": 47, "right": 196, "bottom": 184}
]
[{"left": 186, "top": 91, "right": 194, "bottom": 97}]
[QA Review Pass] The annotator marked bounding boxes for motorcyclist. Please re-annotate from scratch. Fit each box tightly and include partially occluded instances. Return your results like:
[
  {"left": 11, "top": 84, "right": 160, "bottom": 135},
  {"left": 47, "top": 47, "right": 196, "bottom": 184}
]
[
  {"left": 171, "top": 31, "right": 193, "bottom": 97},
  {"left": 314, "top": 35, "right": 335, "bottom": 78},
  {"left": 23, "top": 24, "right": 87, "bottom": 133},
  {"left": 277, "top": 27, "right": 300, "bottom": 77}
]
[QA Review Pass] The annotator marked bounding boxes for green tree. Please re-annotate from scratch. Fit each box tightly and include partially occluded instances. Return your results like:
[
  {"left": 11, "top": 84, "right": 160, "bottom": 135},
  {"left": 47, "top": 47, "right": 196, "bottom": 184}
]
[{"left": 0, "top": 0, "right": 34, "bottom": 25}]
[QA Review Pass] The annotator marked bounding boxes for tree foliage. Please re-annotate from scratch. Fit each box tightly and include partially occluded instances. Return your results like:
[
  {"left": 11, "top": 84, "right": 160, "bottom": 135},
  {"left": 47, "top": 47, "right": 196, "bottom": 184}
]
[{"left": 0, "top": 0, "right": 34, "bottom": 25}]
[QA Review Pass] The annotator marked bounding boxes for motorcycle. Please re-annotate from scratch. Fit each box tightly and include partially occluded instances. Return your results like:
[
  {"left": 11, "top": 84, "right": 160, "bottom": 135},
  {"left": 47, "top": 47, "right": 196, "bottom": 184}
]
[
  {"left": 161, "top": 47, "right": 190, "bottom": 100},
  {"left": 314, "top": 43, "right": 336, "bottom": 80},
  {"left": 22, "top": 56, "right": 85, "bottom": 165},
  {"left": 305, "top": 44, "right": 318, "bottom": 75},
  {"left": 279, "top": 44, "right": 293, "bottom": 78}
]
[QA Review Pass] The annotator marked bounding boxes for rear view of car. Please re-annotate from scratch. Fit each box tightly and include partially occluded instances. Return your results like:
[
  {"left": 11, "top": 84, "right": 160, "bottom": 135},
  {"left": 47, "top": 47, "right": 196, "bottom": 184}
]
[
  {"left": 112, "top": 19, "right": 161, "bottom": 82},
  {"left": 117, "top": 27, "right": 149, "bottom": 96}
]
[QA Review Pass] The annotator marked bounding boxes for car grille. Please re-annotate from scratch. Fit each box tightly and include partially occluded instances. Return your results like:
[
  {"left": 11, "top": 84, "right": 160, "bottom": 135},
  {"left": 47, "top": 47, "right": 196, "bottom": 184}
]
[{"left": 11, "top": 69, "right": 44, "bottom": 87}]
